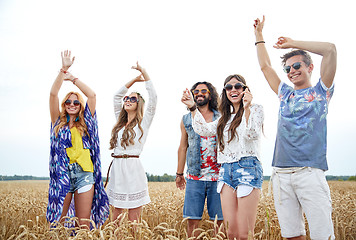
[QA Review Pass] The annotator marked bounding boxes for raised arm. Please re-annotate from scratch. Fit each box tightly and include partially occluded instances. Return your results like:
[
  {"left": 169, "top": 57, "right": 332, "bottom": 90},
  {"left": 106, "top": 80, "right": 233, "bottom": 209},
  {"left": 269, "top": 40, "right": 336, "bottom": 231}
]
[
  {"left": 49, "top": 50, "right": 75, "bottom": 124},
  {"left": 254, "top": 16, "right": 281, "bottom": 94},
  {"left": 274, "top": 37, "right": 337, "bottom": 88},
  {"left": 132, "top": 62, "right": 157, "bottom": 121},
  {"left": 181, "top": 88, "right": 217, "bottom": 136},
  {"left": 64, "top": 72, "right": 96, "bottom": 116}
]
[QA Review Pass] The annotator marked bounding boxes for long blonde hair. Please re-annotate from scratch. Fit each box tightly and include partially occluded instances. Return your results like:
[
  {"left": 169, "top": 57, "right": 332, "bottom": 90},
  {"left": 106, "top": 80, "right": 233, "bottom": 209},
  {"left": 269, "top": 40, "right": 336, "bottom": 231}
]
[
  {"left": 54, "top": 92, "right": 88, "bottom": 137},
  {"left": 109, "top": 92, "right": 145, "bottom": 150}
]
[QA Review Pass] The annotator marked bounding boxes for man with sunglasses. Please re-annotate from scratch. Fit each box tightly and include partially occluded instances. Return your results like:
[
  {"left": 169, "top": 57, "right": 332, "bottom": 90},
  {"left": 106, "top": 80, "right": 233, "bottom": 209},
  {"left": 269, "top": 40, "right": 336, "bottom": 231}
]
[
  {"left": 254, "top": 16, "right": 337, "bottom": 240},
  {"left": 176, "top": 81, "right": 223, "bottom": 238}
]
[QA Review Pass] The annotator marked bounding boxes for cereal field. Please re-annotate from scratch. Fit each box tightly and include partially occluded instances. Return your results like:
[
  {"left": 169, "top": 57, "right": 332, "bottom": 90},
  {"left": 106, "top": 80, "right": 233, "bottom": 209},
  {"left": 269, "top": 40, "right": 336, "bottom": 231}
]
[{"left": 0, "top": 181, "right": 355, "bottom": 239}]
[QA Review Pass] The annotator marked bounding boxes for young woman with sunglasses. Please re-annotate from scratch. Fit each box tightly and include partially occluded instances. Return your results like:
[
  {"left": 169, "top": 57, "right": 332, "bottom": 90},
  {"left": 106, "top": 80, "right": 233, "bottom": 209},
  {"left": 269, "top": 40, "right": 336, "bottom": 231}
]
[
  {"left": 181, "top": 74, "right": 264, "bottom": 240},
  {"left": 47, "top": 50, "right": 109, "bottom": 229},
  {"left": 106, "top": 62, "right": 157, "bottom": 224}
]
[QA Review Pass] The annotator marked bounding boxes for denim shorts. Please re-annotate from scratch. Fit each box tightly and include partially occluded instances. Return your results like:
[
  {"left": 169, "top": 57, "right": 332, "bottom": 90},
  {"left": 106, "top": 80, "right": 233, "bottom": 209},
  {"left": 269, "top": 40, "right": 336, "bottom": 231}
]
[
  {"left": 183, "top": 179, "right": 223, "bottom": 220},
  {"left": 68, "top": 163, "right": 94, "bottom": 193},
  {"left": 218, "top": 156, "right": 263, "bottom": 191}
]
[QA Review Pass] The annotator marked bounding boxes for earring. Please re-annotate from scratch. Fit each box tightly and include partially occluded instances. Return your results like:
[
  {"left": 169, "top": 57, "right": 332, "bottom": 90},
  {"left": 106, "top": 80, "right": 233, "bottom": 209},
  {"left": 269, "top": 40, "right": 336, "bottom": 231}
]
[
  {"left": 66, "top": 114, "right": 70, "bottom": 123},
  {"left": 75, "top": 116, "right": 79, "bottom": 122}
]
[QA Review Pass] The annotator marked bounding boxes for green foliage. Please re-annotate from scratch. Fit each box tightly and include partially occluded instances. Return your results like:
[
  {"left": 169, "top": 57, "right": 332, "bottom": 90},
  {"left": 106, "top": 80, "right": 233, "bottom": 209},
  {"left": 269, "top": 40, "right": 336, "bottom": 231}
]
[
  {"left": 146, "top": 173, "right": 175, "bottom": 182},
  {"left": 348, "top": 175, "right": 356, "bottom": 181},
  {"left": 0, "top": 175, "right": 49, "bottom": 181}
]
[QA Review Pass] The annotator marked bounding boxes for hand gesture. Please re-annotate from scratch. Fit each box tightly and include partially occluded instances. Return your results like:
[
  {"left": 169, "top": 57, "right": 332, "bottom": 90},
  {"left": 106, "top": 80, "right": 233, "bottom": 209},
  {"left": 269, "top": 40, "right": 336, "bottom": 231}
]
[
  {"left": 253, "top": 15, "right": 265, "bottom": 35},
  {"left": 132, "top": 74, "right": 145, "bottom": 83},
  {"left": 61, "top": 50, "right": 75, "bottom": 71},
  {"left": 274, "top": 37, "right": 294, "bottom": 49},
  {"left": 176, "top": 176, "right": 186, "bottom": 190},
  {"left": 63, "top": 72, "right": 77, "bottom": 82},
  {"left": 242, "top": 88, "right": 253, "bottom": 109},
  {"left": 131, "top": 61, "right": 150, "bottom": 82},
  {"left": 181, "top": 88, "right": 195, "bottom": 108}
]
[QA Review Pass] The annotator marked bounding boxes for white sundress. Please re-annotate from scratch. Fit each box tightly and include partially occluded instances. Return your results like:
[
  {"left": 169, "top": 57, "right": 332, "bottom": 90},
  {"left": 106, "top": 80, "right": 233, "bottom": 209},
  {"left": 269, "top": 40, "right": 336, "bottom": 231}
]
[{"left": 107, "top": 80, "right": 157, "bottom": 209}]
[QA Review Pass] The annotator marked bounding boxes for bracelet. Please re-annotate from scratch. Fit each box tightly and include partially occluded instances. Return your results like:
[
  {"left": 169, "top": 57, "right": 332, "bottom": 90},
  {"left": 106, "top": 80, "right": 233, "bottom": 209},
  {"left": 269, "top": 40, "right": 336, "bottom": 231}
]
[
  {"left": 189, "top": 104, "right": 197, "bottom": 112},
  {"left": 72, "top": 78, "right": 78, "bottom": 85},
  {"left": 255, "top": 41, "right": 265, "bottom": 46},
  {"left": 176, "top": 172, "right": 184, "bottom": 176},
  {"left": 60, "top": 68, "right": 68, "bottom": 74}
]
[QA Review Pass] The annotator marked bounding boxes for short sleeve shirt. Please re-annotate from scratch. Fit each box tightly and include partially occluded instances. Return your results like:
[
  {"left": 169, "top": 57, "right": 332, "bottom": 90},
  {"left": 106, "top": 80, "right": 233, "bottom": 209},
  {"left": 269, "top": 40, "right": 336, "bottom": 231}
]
[{"left": 272, "top": 79, "right": 334, "bottom": 170}]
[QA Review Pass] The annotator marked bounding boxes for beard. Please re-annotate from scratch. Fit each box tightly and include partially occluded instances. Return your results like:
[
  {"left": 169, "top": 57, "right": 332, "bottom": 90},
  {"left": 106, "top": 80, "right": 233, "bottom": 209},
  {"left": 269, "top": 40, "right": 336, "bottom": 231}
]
[{"left": 195, "top": 96, "right": 209, "bottom": 107}]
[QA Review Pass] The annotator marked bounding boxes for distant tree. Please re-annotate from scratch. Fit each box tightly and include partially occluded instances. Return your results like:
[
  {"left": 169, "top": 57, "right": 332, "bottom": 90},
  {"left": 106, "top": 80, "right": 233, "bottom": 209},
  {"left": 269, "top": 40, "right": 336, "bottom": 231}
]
[{"left": 348, "top": 176, "right": 356, "bottom": 181}]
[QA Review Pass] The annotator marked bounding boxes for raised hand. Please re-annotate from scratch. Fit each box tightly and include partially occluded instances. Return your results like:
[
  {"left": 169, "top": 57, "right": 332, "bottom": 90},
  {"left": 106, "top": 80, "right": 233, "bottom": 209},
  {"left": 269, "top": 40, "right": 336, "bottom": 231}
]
[
  {"left": 181, "top": 88, "right": 195, "bottom": 108},
  {"left": 131, "top": 61, "right": 144, "bottom": 72},
  {"left": 61, "top": 50, "right": 75, "bottom": 71},
  {"left": 253, "top": 15, "right": 265, "bottom": 35},
  {"left": 131, "top": 61, "right": 150, "bottom": 81},
  {"left": 63, "top": 72, "right": 77, "bottom": 83},
  {"left": 242, "top": 88, "right": 253, "bottom": 109},
  {"left": 274, "top": 37, "right": 294, "bottom": 49},
  {"left": 132, "top": 74, "right": 145, "bottom": 83}
]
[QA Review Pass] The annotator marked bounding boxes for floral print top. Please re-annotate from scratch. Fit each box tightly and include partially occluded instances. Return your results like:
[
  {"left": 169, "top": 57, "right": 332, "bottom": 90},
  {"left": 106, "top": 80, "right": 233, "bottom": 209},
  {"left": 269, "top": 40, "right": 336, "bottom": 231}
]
[{"left": 272, "top": 79, "right": 334, "bottom": 170}]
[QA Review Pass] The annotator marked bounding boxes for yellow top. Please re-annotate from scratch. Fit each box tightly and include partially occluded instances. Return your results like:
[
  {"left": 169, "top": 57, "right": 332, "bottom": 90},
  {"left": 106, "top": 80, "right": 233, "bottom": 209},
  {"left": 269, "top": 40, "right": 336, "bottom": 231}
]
[{"left": 66, "top": 127, "right": 93, "bottom": 172}]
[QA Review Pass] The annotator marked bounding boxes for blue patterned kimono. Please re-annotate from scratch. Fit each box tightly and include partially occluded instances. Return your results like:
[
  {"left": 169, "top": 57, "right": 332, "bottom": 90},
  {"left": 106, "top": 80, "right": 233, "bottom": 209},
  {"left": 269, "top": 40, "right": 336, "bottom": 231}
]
[{"left": 46, "top": 103, "right": 109, "bottom": 227}]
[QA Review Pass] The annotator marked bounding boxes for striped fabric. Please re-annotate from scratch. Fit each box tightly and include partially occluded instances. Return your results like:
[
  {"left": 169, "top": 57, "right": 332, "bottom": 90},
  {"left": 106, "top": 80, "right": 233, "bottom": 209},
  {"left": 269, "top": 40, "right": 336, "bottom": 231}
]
[{"left": 46, "top": 103, "right": 109, "bottom": 228}]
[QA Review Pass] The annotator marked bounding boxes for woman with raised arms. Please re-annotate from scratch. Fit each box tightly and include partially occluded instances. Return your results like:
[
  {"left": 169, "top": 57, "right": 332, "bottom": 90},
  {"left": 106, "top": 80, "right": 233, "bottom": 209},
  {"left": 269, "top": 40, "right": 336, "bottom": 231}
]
[{"left": 106, "top": 62, "right": 157, "bottom": 224}]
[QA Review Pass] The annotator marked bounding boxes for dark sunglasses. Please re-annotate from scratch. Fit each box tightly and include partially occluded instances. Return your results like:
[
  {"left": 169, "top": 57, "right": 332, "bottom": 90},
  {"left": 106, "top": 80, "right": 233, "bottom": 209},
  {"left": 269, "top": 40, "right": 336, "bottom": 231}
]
[
  {"left": 65, "top": 99, "right": 81, "bottom": 106},
  {"left": 224, "top": 83, "right": 246, "bottom": 91},
  {"left": 283, "top": 62, "right": 302, "bottom": 73},
  {"left": 192, "top": 89, "right": 210, "bottom": 95},
  {"left": 123, "top": 96, "right": 139, "bottom": 103}
]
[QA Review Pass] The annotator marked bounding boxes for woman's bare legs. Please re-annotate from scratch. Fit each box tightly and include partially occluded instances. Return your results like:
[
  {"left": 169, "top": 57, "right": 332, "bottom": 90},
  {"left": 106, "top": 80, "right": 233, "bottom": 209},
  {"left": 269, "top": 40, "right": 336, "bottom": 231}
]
[
  {"left": 220, "top": 185, "right": 260, "bottom": 240},
  {"left": 74, "top": 185, "right": 94, "bottom": 229}
]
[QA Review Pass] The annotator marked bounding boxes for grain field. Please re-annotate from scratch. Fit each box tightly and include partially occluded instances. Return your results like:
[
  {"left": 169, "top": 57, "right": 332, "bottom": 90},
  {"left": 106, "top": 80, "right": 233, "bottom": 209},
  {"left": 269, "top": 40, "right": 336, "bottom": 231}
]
[{"left": 0, "top": 181, "right": 355, "bottom": 239}]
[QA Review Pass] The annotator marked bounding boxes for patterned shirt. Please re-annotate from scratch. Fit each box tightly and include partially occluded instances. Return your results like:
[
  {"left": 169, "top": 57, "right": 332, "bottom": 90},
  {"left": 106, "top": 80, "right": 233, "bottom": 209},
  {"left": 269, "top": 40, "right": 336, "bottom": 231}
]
[
  {"left": 46, "top": 103, "right": 109, "bottom": 227},
  {"left": 187, "top": 136, "right": 220, "bottom": 181},
  {"left": 272, "top": 79, "right": 334, "bottom": 170}
]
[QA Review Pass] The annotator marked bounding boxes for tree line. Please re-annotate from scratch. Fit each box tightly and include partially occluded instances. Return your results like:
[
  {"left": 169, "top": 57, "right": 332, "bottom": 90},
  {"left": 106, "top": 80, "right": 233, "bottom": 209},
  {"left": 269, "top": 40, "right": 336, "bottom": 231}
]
[{"left": 1, "top": 174, "right": 355, "bottom": 182}]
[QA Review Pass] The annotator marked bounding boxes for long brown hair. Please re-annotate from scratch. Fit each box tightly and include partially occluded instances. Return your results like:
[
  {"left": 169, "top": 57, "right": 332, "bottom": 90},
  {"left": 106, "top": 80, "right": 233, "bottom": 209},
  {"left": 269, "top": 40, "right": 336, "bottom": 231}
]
[
  {"left": 217, "top": 74, "right": 247, "bottom": 152},
  {"left": 54, "top": 92, "right": 88, "bottom": 137},
  {"left": 109, "top": 92, "right": 145, "bottom": 150}
]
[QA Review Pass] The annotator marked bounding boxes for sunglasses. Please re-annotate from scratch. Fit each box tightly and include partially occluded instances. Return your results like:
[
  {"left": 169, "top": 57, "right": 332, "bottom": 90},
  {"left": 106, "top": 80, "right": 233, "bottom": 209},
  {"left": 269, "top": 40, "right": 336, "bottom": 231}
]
[
  {"left": 192, "top": 89, "right": 210, "bottom": 96},
  {"left": 224, "top": 83, "right": 246, "bottom": 91},
  {"left": 65, "top": 99, "right": 81, "bottom": 106},
  {"left": 283, "top": 62, "right": 302, "bottom": 73},
  {"left": 123, "top": 96, "right": 139, "bottom": 103}
]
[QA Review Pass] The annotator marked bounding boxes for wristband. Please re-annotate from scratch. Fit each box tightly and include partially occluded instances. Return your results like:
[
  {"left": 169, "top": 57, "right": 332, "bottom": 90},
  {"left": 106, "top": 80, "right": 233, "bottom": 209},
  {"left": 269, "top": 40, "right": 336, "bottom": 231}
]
[
  {"left": 255, "top": 41, "right": 265, "bottom": 46},
  {"left": 60, "top": 68, "right": 68, "bottom": 74},
  {"left": 176, "top": 172, "right": 184, "bottom": 176},
  {"left": 189, "top": 104, "right": 197, "bottom": 112},
  {"left": 72, "top": 78, "right": 78, "bottom": 85}
]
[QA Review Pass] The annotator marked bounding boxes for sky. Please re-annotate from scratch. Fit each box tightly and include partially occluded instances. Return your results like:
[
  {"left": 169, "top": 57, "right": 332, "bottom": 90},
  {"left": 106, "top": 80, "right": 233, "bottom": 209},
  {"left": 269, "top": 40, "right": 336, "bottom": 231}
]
[{"left": 0, "top": 0, "right": 355, "bottom": 178}]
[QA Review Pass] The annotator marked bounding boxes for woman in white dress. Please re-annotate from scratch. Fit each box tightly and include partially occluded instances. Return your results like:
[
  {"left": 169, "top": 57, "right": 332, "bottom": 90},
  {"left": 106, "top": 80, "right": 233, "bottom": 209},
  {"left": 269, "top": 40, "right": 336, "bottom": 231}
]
[{"left": 106, "top": 62, "right": 157, "bottom": 223}]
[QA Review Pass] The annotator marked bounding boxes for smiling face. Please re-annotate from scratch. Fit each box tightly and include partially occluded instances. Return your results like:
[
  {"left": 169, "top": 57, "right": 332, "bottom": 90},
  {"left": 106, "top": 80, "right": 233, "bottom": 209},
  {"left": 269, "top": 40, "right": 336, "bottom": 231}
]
[
  {"left": 123, "top": 92, "right": 139, "bottom": 112},
  {"left": 193, "top": 84, "right": 210, "bottom": 107},
  {"left": 285, "top": 55, "right": 313, "bottom": 89},
  {"left": 65, "top": 94, "right": 81, "bottom": 116},
  {"left": 225, "top": 77, "right": 245, "bottom": 106}
]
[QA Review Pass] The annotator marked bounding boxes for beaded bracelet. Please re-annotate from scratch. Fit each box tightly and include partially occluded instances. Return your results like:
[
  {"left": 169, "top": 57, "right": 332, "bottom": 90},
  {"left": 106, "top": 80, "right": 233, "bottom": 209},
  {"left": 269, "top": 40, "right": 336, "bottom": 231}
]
[{"left": 255, "top": 41, "right": 265, "bottom": 46}]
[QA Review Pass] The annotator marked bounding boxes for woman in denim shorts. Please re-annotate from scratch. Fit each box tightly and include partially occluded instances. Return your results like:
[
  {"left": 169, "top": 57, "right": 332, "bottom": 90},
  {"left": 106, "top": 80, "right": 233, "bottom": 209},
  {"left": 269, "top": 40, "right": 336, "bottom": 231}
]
[
  {"left": 47, "top": 50, "right": 109, "bottom": 229},
  {"left": 182, "top": 74, "right": 264, "bottom": 239}
]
